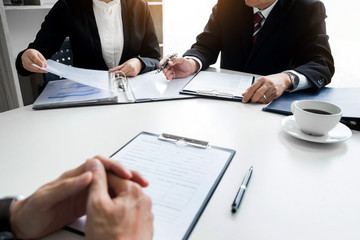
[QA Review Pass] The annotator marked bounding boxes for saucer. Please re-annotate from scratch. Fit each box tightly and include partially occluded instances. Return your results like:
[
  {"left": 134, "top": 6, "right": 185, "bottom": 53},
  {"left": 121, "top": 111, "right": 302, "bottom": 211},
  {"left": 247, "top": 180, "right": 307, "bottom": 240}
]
[{"left": 281, "top": 115, "right": 352, "bottom": 143}]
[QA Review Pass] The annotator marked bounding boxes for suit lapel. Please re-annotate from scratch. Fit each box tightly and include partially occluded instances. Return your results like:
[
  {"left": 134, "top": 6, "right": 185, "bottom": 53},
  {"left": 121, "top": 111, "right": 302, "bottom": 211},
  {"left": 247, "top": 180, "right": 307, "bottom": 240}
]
[
  {"left": 85, "top": 0, "right": 107, "bottom": 67},
  {"left": 120, "top": 0, "right": 131, "bottom": 64}
]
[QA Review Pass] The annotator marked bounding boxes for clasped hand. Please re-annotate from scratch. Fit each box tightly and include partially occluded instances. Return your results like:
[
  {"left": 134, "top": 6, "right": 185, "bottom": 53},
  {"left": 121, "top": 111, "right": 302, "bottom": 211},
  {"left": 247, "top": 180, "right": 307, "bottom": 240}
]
[{"left": 10, "top": 155, "right": 153, "bottom": 240}]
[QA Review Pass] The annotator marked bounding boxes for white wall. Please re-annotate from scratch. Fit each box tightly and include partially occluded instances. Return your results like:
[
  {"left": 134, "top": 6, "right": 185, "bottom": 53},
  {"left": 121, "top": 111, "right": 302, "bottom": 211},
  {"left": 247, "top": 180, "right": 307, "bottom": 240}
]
[
  {"left": 163, "top": 0, "right": 217, "bottom": 56},
  {"left": 321, "top": 0, "right": 360, "bottom": 87}
]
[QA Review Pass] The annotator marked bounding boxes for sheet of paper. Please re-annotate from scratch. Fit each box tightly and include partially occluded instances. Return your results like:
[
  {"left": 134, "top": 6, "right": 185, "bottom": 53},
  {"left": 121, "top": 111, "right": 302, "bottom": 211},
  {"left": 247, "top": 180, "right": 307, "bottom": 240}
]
[
  {"left": 68, "top": 133, "right": 232, "bottom": 240},
  {"left": 35, "top": 61, "right": 195, "bottom": 101},
  {"left": 128, "top": 71, "right": 195, "bottom": 101},
  {"left": 183, "top": 71, "right": 254, "bottom": 97},
  {"left": 35, "top": 59, "right": 110, "bottom": 91}
]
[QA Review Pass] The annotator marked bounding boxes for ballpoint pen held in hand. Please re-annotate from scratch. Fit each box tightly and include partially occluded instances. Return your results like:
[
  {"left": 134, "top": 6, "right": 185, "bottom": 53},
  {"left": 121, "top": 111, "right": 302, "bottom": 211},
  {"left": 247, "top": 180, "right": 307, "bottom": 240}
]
[
  {"left": 232, "top": 166, "right": 253, "bottom": 213},
  {"left": 156, "top": 53, "right": 178, "bottom": 74}
]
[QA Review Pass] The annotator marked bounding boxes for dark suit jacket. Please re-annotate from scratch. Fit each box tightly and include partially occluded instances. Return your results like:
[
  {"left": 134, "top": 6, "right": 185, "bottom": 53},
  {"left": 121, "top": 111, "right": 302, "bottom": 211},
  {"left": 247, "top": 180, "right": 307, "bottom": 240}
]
[
  {"left": 16, "top": 0, "right": 160, "bottom": 76},
  {"left": 184, "top": 0, "right": 335, "bottom": 89}
]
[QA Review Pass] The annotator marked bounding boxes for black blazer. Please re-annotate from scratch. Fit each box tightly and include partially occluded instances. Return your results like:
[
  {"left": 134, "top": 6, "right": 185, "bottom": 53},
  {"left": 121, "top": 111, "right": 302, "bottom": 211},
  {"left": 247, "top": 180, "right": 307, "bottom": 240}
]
[
  {"left": 184, "top": 0, "right": 334, "bottom": 89},
  {"left": 16, "top": 0, "right": 160, "bottom": 76}
]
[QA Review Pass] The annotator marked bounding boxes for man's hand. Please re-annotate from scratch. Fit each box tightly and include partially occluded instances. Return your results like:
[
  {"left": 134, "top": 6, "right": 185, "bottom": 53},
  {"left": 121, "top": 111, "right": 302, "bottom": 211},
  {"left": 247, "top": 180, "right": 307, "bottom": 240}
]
[
  {"left": 160, "top": 56, "right": 199, "bottom": 80},
  {"left": 9, "top": 155, "right": 147, "bottom": 239},
  {"left": 86, "top": 159, "right": 153, "bottom": 240},
  {"left": 109, "top": 58, "right": 143, "bottom": 77},
  {"left": 21, "top": 49, "right": 48, "bottom": 73},
  {"left": 242, "top": 72, "right": 292, "bottom": 104}
]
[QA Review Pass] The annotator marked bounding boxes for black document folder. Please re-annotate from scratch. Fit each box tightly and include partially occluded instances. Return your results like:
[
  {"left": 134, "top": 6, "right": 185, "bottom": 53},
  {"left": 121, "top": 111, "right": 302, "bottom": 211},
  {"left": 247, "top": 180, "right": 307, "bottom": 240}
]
[{"left": 263, "top": 87, "right": 360, "bottom": 130}]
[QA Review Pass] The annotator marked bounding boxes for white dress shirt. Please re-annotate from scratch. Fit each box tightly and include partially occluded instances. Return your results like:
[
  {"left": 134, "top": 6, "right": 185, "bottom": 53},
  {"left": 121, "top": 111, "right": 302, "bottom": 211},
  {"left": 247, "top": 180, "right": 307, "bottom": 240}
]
[{"left": 93, "top": 0, "right": 124, "bottom": 69}]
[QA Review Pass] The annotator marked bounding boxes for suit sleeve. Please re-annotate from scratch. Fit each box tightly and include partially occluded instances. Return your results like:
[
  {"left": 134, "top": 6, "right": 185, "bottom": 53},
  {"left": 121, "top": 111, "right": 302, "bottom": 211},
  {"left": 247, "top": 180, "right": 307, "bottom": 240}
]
[
  {"left": 15, "top": 0, "right": 69, "bottom": 76},
  {"left": 137, "top": 3, "right": 161, "bottom": 74},
  {"left": 293, "top": 1, "right": 335, "bottom": 89}
]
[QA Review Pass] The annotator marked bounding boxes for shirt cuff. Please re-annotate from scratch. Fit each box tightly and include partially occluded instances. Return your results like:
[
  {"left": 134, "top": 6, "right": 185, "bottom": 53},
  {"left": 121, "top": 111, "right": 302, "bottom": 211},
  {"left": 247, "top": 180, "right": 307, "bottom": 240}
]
[{"left": 184, "top": 56, "right": 202, "bottom": 73}]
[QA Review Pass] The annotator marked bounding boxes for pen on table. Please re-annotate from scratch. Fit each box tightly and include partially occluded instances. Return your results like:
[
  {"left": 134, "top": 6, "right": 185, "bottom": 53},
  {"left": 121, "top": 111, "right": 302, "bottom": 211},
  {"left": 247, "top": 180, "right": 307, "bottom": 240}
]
[
  {"left": 231, "top": 166, "right": 253, "bottom": 213},
  {"left": 156, "top": 53, "right": 178, "bottom": 74}
]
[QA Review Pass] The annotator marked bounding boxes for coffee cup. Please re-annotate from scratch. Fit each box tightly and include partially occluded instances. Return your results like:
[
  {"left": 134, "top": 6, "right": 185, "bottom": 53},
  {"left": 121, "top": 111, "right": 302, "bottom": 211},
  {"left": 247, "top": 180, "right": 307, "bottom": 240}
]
[{"left": 291, "top": 100, "right": 342, "bottom": 136}]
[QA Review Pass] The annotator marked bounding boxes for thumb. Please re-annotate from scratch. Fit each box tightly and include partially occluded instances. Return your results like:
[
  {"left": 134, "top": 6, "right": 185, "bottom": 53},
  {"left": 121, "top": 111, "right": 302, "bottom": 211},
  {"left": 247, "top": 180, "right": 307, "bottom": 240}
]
[{"left": 86, "top": 158, "right": 110, "bottom": 204}]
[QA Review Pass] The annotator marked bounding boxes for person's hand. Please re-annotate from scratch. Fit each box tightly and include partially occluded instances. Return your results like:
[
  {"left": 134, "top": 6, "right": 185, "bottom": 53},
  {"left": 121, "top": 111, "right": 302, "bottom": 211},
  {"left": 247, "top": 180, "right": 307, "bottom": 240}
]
[
  {"left": 242, "top": 73, "right": 292, "bottom": 104},
  {"left": 109, "top": 58, "right": 143, "bottom": 77},
  {"left": 160, "top": 56, "right": 199, "bottom": 80},
  {"left": 21, "top": 49, "right": 48, "bottom": 73},
  {"left": 86, "top": 159, "right": 153, "bottom": 240},
  {"left": 9, "top": 155, "right": 147, "bottom": 239}
]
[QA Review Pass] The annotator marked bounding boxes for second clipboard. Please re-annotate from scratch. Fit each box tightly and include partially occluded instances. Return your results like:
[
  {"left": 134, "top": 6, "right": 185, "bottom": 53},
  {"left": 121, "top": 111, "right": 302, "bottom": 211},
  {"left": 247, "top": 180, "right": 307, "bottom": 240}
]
[{"left": 180, "top": 71, "right": 255, "bottom": 101}]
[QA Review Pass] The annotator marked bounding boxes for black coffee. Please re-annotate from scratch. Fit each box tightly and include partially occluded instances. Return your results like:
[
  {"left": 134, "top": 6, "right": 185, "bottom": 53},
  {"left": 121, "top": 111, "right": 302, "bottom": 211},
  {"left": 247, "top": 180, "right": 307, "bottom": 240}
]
[{"left": 303, "top": 108, "right": 332, "bottom": 115}]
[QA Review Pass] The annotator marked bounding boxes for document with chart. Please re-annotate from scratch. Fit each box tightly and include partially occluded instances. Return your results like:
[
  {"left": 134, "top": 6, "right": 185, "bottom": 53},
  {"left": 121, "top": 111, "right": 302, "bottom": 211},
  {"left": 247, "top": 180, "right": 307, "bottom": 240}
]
[
  {"left": 32, "top": 60, "right": 195, "bottom": 109},
  {"left": 67, "top": 132, "right": 235, "bottom": 240}
]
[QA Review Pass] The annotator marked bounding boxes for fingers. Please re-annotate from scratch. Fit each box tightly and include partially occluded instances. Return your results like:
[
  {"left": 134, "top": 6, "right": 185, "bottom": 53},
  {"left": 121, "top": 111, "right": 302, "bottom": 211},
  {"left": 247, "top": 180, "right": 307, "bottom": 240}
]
[
  {"left": 94, "top": 155, "right": 133, "bottom": 180},
  {"left": 58, "top": 155, "right": 132, "bottom": 181},
  {"left": 160, "top": 57, "right": 196, "bottom": 80},
  {"left": 108, "top": 173, "right": 151, "bottom": 212},
  {"left": 159, "top": 54, "right": 176, "bottom": 66},
  {"left": 109, "top": 64, "right": 125, "bottom": 73},
  {"left": 37, "top": 52, "right": 47, "bottom": 68},
  {"left": 162, "top": 67, "right": 175, "bottom": 80},
  {"left": 21, "top": 49, "right": 48, "bottom": 73},
  {"left": 109, "top": 58, "right": 142, "bottom": 77},
  {"left": 97, "top": 155, "right": 148, "bottom": 187},
  {"left": 36, "top": 171, "right": 93, "bottom": 208},
  {"left": 107, "top": 172, "right": 134, "bottom": 197},
  {"left": 86, "top": 158, "right": 111, "bottom": 204},
  {"left": 242, "top": 77, "right": 275, "bottom": 104},
  {"left": 130, "top": 170, "right": 149, "bottom": 187}
]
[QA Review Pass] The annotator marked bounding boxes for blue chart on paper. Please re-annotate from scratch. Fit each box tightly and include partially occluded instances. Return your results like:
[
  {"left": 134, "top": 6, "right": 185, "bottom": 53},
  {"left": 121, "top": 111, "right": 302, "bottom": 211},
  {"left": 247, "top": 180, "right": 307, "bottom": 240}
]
[{"left": 48, "top": 82, "right": 101, "bottom": 99}]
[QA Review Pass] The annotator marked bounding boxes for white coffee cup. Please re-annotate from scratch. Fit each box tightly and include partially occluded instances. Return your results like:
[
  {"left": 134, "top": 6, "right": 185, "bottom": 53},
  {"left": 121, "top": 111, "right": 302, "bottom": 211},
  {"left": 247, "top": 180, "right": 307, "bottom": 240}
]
[{"left": 291, "top": 100, "right": 342, "bottom": 136}]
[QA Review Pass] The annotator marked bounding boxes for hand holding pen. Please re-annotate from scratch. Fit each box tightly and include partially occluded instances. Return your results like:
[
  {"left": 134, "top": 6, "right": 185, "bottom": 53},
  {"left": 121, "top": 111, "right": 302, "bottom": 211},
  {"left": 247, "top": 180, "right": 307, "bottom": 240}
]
[{"left": 156, "top": 53, "right": 178, "bottom": 74}]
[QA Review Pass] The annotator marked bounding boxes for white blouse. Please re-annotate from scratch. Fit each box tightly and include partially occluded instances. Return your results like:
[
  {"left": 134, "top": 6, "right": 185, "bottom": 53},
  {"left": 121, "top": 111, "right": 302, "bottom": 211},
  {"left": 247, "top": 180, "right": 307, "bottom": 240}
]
[{"left": 93, "top": 0, "right": 124, "bottom": 69}]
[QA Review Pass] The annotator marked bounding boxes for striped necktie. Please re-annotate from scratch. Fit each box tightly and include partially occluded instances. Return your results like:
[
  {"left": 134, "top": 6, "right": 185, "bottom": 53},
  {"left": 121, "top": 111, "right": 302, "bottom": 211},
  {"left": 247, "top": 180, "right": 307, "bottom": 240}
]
[{"left": 253, "top": 11, "right": 264, "bottom": 45}]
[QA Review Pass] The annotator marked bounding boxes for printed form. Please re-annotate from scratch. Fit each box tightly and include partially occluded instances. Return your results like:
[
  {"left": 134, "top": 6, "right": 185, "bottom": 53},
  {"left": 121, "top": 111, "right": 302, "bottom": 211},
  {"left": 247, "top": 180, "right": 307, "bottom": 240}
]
[{"left": 68, "top": 133, "right": 233, "bottom": 240}]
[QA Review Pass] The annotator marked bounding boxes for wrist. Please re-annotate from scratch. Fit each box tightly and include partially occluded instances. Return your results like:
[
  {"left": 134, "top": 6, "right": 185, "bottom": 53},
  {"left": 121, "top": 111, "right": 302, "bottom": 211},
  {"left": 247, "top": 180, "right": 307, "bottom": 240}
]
[
  {"left": 283, "top": 71, "right": 299, "bottom": 91},
  {"left": 188, "top": 58, "right": 200, "bottom": 74},
  {"left": 0, "top": 197, "right": 18, "bottom": 236},
  {"left": 9, "top": 199, "right": 23, "bottom": 239}
]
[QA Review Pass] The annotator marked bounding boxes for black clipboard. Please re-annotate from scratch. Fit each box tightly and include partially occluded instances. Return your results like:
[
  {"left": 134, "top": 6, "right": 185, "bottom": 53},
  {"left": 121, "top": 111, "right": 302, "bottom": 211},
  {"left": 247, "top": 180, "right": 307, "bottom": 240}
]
[{"left": 66, "top": 131, "right": 235, "bottom": 240}]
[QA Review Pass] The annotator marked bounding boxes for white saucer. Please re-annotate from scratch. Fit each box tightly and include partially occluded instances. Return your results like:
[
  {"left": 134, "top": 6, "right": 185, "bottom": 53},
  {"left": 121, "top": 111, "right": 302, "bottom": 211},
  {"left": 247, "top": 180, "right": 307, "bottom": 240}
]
[{"left": 281, "top": 115, "right": 352, "bottom": 143}]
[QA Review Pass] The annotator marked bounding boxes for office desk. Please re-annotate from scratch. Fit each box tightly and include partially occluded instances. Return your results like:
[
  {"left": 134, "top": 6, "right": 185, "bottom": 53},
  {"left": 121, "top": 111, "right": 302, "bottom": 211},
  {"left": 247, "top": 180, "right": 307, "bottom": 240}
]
[{"left": 1, "top": 81, "right": 360, "bottom": 240}]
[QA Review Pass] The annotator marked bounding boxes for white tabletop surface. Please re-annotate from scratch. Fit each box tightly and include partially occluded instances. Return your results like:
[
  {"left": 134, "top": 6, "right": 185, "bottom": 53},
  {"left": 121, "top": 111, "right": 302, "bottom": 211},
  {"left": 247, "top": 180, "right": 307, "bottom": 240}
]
[{"left": 1, "top": 71, "right": 360, "bottom": 240}]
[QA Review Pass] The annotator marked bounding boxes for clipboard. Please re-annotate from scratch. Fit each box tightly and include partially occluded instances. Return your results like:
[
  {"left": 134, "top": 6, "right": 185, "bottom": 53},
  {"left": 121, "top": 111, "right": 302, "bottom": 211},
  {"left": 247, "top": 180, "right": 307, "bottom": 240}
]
[
  {"left": 180, "top": 71, "right": 255, "bottom": 101},
  {"left": 66, "top": 131, "right": 235, "bottom": 240}
]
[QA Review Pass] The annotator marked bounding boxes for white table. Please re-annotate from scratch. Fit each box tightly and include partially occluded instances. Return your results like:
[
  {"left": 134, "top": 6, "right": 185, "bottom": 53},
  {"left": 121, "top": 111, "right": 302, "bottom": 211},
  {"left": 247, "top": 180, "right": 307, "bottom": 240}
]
[{"left": 1, "top": 75, "right": 359, "bottom": 240}]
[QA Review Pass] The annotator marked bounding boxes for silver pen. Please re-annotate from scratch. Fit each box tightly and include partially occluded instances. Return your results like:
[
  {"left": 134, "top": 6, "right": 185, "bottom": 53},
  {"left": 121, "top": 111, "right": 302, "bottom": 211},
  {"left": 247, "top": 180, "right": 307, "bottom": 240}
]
[
  {"left": 156, "top": 53, "right": 178, "bottom": 74},
  {"left": 231, "top": 166, "right": 253, "bottom": 213}
]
